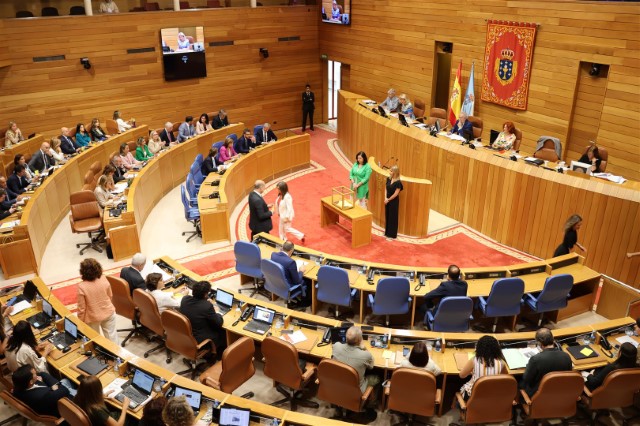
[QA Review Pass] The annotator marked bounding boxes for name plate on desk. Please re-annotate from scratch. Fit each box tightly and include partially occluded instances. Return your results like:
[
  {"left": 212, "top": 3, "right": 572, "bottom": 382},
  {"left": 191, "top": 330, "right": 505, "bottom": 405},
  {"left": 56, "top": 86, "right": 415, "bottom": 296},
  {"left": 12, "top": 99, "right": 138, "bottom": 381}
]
[{"left": 464, "top": 271, "right": 508, "bottom": 280}]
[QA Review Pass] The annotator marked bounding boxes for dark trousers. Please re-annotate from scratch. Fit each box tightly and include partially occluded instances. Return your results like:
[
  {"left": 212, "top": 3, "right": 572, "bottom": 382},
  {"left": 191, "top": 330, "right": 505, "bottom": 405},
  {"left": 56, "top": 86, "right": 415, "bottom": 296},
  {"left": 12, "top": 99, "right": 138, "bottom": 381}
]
[{"left": 302, "top": 108, "right": 314, "bottom": 130}]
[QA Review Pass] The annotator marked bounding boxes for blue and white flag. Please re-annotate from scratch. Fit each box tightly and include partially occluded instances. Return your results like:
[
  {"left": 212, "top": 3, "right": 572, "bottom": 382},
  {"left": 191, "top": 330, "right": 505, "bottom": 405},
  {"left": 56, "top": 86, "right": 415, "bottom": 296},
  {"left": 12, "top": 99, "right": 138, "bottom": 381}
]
[{"left": 461, "top": 62, "right": 475, "bottom": 116}]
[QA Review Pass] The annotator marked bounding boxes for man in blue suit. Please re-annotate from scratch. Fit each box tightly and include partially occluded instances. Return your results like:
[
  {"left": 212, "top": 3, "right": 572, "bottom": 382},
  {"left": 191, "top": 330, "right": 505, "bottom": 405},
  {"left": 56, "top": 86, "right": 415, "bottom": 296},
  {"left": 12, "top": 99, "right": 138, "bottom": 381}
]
[
  {"left": 59, "top": 127, "right": 80, "bottom": 155},
  {"left": 419, "top": 264, "right": 468, "bottom": 315},
  {"left": 270, "top": 240, "right": 310, "bottom": 308},
  {"left": 449, "top": 112, "right": 474, "bottom": 141},
  {"left": 255, "top": 123, "right": 278, "bottom": 145},
  {"left": 12, "top": 365, "right": 70, "bottom": 418}
]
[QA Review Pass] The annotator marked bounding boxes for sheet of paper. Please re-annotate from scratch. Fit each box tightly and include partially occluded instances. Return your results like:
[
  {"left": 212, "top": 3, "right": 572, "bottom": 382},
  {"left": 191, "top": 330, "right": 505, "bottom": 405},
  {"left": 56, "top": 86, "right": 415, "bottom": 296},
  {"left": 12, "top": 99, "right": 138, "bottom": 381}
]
[
  {"left": 0, "top": 220, "right": 19, "bottom": 230},
  {"left": 279, "top": 330, "right": 308, "bottom": 345},
  {"left": 141, "top": 262, "right": 172, "bottom": 281},
  {"left": 382, "top": 350, "right": 395, "bottom": 360},
  {"left": 103, "top": 377, "right": 128, "bottom": 398},
  {"left": 615, "top": 335, "right": 639, "bottom": 348},
  {"left": 9, "top": 300, "right": 32, "bottom": 316},
  {"left": 580, "top": 347, "right": 594, "bottom": 357},
  {"left": 295, "top": 259, "right": 308, "bottom": 270}
]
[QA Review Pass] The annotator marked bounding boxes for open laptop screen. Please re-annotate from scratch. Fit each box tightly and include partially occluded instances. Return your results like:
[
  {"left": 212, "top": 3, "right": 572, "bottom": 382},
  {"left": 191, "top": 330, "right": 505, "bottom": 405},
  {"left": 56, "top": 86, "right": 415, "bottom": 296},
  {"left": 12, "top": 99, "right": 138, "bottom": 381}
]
[
  {"left": 64, "top": 318, "right": 78, "bottom": 339},
  {"left": 174, "top": 386, "right": 202, "bottom": 411},
  {"left": 253, "top": 306, "right": 275, "bottom": 324},
  {"left": 215, "top": 289, "right": 233, "bottom": 307}
]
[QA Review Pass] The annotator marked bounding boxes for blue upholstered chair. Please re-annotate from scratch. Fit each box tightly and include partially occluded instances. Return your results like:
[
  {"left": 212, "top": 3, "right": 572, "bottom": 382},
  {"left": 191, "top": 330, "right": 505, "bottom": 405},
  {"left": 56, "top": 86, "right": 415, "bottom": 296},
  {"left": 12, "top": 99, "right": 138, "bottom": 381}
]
[
  {"left": 185, "top": 173, "right": 199, "bottom": 201},
  {"left": 194, "top": 153, "right": 204, "bottom": 167},
  {"left": 316, "top": 266, "right": 357, "bottom": 318},
  {"left": 253, "top": 125, "right": 263, "bottom": 138},
  {"left": 234, "top": 241, "right": 269, "bottom": 298},
  {"left": 261, "top": 259, "right": 305, "bottom": 306},
  {"left": 478, "top": 277, "right": 525, "bottom": 332},
  {"left": 189, "top": 162, "right": 204, "bottom": 187},
  {"left": 226, "top": 134, "right": 238, "bottom": 143},
  {"left": 426, "top": 296, "right": 473, "bottom": 332},
  {"left": 180, "top": 185, "right": 201, "bottom": 243},
  {"left": 522, "top": 274, "right": 573, "bottom": 327},
  {"left": 367, "top": 277, "right": 411, "bottom": 326}
]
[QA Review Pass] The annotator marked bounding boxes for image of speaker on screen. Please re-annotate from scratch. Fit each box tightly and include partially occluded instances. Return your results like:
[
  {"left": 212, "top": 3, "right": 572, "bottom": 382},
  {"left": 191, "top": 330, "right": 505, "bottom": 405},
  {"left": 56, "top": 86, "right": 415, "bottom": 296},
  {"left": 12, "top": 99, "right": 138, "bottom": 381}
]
[
  {"left": 160, "top": 27, "right": 205, "bottom": 54},
  {"left": 160, "top": 26, "right": 207, "bottom": 81},
  {"left": 322, "top": 0, "right": 350, "bottom": 25}
]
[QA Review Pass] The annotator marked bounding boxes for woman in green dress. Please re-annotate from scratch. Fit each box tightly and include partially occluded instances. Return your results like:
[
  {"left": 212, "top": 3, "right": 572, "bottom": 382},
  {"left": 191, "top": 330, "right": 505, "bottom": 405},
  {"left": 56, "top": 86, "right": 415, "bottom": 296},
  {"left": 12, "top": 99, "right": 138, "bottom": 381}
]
[
  {"left": 349, "top": 151, "right": 372, "bottom": 209},
  {"left": 135, "top": 136, "right": 154, "bottom": 161}
]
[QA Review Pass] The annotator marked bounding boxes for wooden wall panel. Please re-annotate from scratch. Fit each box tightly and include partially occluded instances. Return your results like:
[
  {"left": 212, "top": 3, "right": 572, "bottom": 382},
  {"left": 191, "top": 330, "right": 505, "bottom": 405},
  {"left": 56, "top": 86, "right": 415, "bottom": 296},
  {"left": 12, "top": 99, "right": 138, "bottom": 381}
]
[
  {"left": 320, "top": 0, "right": 640, "bottom": 181},
  {"left": 0, "top": 7, "right": 322, "bottom": 140}
]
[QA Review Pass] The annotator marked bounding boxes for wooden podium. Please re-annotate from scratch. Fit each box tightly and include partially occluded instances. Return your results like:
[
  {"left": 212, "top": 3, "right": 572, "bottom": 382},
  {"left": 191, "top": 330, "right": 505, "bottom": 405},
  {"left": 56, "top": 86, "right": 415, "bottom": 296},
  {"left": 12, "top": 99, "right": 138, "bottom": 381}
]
[
  {"left": 320, "top": 196, "right": 372, "bottom": 248},
  {"left": 368, "top": 157, "right": 432, "bottom": 237}
]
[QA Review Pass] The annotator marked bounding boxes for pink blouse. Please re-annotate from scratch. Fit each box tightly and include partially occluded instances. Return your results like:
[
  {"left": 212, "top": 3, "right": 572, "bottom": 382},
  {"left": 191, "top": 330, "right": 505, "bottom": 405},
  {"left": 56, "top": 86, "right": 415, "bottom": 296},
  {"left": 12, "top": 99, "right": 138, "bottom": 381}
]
[
  {"left": 77, "top": 276, "right": 115, "bottom": 324},
  {"left": 120, "top": 152, "right": 139, "bottom": 170},
  {"left": 219, "top": 145, "right": 237, "bottom": 162}
]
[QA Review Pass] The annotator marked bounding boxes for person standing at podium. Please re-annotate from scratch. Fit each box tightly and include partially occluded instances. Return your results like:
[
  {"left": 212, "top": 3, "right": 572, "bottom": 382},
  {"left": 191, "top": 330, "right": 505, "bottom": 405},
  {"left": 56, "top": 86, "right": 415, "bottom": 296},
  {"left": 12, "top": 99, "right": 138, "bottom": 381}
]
[
  {"left": 349, "top": 151, "right": 372, "bottom": 209},
  {"left": 384, "top": 165, "right": 403, "bottom": 240}
]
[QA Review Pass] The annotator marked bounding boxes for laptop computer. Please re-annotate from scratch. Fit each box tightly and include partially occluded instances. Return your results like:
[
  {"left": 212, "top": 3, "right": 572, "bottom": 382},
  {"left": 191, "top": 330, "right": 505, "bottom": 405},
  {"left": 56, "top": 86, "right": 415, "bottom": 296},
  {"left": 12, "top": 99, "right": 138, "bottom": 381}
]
[
  {"left": 174, "top": 386, "right": 202, "bottom": 415},
  {"left": 215, "top": 289, "right": 234, "bottom": 315},
  {"left": 219, "top": 407, "right": 250, "bottom": 426},
  {"left": 7, "top": 280, "right": 38, "bottom": 306},
  {"left": 114, "top": 369, "right": 155, "bottom": 409},
  {"left": 242, "top": 306, "right": 275, "bottom": 335},
  {"left": 50, "top": 318, "right": 78, "bottom": 350},
  {"left": 26, "top": 299, "right": 54, "bottom": 329},
  {"left": 490, "top": 129, "right": 500, "bottom": 146}
]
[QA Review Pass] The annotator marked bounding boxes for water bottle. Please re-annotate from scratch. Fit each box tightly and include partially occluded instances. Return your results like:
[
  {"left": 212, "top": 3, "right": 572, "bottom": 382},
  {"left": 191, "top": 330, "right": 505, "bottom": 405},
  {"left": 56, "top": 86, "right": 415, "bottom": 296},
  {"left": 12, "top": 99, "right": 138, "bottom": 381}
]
[
  {"left": 434, "top": 339, "right": 442, "bottom": 352},
  {"left": 589, "top": 332, "right": 596, "bottom": 345},
  {"left": 81, "top": 336, "right": 88, "bottom": 352},
  {"left": 271, "top": 419, "right": 280, "bottom": 426},
  {"left": 114, "top": 357, "right": 121, "bottom": 375}
]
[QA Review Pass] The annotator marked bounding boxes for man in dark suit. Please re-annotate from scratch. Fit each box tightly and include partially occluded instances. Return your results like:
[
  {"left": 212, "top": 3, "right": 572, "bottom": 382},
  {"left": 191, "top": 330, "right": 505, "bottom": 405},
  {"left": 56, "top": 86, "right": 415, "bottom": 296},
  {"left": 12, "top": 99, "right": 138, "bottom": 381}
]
[
  {"left": 248, "top": 180, "right": 273, "bottom": 240},
  {"left": 12, "top": 365, "right": 70, "bottom": 417},
  {"left": 521, "top": 328, "right": 572, "bottom": 396},
  {"left": 255, "top": 123, "right": 278, "bottom": 145},
  {"left": 0, "top": 190, "right": 17, "bottom": 220},
  {"left": 159, "top": 122, "right": 176, "bottom": 146},
  {"left": 111, "top": 156, "right": 126, "bottom": 183},
  {"left": 120, "top": 253, "right": 147, "bottom": 295},
  {"left": 449, "top": 112, "right": 474, "bottom": 141},
  {"left": 270, "top": 240, "right": 310, "bottom": 307},
  {"left": 28, "top": 142, "right": 55, "bottom": 173},
  {"left": 7, "top": 165, "right": 30, "bottom": 195},
  {"left": 201, "top": 148, "right": 221, "bottom": 176},
  {"left": 179, "top": 280, "right": 225, "bottom": 357},
  {"left": 419, "top": 265, "right": 468, "bottom": 315},
  {"left": 59, "top": 127, "right": 79, "bottom": 155},
  {"left": 212, "top": 109, "right": 229, "bottom": 130},
  {"left": 302, "top": 84, "right": 315, "bottom": 131},
  {"left": 0, "top": 176, "right": 22, "bottom": 205},
  {"left": 234, "top": 128, "right": 254, "bottom": 154}
]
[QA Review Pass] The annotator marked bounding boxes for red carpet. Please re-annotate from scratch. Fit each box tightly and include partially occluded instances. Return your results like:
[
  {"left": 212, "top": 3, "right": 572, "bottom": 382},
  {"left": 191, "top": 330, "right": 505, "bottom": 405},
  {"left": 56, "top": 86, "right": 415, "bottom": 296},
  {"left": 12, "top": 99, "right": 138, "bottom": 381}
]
[{"left": 237, "top": 127, "right": 539, "bottom": 268}]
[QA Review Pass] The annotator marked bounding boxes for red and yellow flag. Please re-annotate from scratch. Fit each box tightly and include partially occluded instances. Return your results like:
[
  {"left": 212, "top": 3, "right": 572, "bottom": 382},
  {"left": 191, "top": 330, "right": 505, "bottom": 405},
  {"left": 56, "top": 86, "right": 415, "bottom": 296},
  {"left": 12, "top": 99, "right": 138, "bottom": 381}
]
[{"left": 449, "top": 60, "right": 463, "bottom": 126}]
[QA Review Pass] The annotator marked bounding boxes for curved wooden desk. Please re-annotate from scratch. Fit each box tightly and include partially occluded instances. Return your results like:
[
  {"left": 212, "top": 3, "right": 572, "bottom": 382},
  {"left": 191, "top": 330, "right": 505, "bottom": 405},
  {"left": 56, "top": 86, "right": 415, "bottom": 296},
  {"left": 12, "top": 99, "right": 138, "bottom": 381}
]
[
  {"left": 338, "top": 91, "right": 640, "bottom": 287},
  {"left": 368, "top": 156, "right": 432, "bottom": 237},
  {"left": 0, "top": 127, "right": 149, "bottom": 278},
  {"left": 104, "top": 123, "right": 245, "bottom": 260},
  {"left": 198, "top": 132, "right": 311, "bottom": 243}
]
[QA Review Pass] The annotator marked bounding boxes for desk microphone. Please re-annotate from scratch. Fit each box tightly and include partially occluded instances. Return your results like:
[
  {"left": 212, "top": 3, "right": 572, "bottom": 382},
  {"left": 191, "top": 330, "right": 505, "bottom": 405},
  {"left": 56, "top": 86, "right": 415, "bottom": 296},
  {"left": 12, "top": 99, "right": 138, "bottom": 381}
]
[{"left": 414, "top": 272, "right": 445, "bottom": 292}]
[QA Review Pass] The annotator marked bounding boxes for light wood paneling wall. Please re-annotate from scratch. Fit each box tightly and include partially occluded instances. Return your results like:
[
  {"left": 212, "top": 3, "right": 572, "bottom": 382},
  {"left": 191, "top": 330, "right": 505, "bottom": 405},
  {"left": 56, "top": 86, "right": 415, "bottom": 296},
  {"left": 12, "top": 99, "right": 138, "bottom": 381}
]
[
  {"left": 0, "top": 7, "right": 321, "bottom": 138},
  {"left": 319, "top": 0, "right": 640, "bottom": 181}
]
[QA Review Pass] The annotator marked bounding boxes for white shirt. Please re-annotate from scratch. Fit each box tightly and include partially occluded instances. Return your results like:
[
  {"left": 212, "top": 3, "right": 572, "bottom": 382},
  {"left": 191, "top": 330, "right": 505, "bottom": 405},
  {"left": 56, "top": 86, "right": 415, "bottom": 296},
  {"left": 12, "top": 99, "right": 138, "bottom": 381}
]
[
  {"left": 150, "top": 289, "right": 180, "bottom": 313},
  {"left": 399, "top": 357, "right": 442, "bottom": 376},
  {"left": 278, "top": 192, "right": 295, "bottom": 221},
  {"left": 6, "top": 343, "right": 47, "bottom": 373},
  {"left": 116, "top": 118, "right": 131, "bottom": 133}
]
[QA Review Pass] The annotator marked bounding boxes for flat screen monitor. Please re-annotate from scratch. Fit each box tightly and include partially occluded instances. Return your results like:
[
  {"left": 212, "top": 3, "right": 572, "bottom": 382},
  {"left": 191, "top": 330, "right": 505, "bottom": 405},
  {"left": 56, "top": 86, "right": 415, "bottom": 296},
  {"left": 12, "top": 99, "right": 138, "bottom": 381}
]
[
  {"left": 570, "top": 161, "right": 591, "bottom": 174},
  {"left": 321, "top": 0, "right": 351, "bottom": 25},
  {"left": 160, "top": 27, "right": 207, "bottom": 81}
]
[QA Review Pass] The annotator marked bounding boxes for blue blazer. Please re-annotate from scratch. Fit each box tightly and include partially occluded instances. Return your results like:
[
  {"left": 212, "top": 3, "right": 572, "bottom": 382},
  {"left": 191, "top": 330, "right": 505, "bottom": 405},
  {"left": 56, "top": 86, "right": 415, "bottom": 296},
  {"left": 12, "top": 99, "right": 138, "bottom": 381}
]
[
  {"left": 451, "top": 120, "right": 474, "bottom": 140},
  {"left": 424, "top": 279, "right": 468, "bottom": 306},
  {"left": 270, "top": 251, "right": 303, "bottom": 286}
]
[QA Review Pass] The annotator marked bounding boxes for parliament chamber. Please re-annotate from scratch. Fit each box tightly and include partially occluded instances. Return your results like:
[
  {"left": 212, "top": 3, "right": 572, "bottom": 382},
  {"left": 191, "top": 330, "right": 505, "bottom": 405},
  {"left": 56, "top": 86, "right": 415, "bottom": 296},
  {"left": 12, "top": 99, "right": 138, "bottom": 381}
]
[{"left": 0, "top": 0, "right": 639, "bottom": 425}]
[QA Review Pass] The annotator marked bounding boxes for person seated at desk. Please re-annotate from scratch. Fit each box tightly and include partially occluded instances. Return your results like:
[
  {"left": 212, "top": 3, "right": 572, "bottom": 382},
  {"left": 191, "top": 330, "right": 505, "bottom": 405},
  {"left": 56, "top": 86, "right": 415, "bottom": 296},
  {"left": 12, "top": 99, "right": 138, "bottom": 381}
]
[
  {"left": 6, "top": 320, "right": 53, "bottom": 373},
  {"left": 201, "top": 148, "right": 221, "bottom": 176},
  {"left": 332, "top": 326, "right": 380, "bottom": 393},
  {"left": 147, "top": 130, "right": 164, "bottom": 155},
  {"left": 110, "top": 155, "right": 127, "bottom": 184},
  {"left": 585, "top": 342, "right": 637, "bottom": 391},
  {"left": 4, "top": 121, "right": 24, "bottom": 148},
  {"left": 212, "top": 109, "right": 229, "bottom": 130},
  {"left": 449, "top": 112, "right": 474, "bottom": 141},
  {"left": 74, "top": 375, "right": 129, "bottom": 426},
  {"left": 59, "top": 127, "right": 80, "bottom": 154},
  {"left": 28, "top": 142, "right": 55, "bottom": 174},
  {"left": 400, "top": 341, "right": 442, "bottom": 376},
  {"left": 177, "top": 32, "right": 191, "bottom": 50},
  {"left": 119, "top": 143, "right": 141, "bottom": 170},
  {"left": 120, "top": 253, "right": 147, "bottom": 295},
  {"left": 146, "top": 273, "right": 181, "bottom": 313},
  {"left": 521, "top": 328, "right": 572, "bottom": 397},
  {"left": 99, "top": 0, "right": 119, "bottom": 14},
  {"left": 330, "top": 0, "right": 341, "bottom": 20},
  {"left": 7, "top": 165, "right": 30, "bottom": 196},
  {"left": 75, "top": 123, "right": 92, "bottom": 148},
  {"left": 379, "top": 88, "right": 399, "bottom": 112},
  {"left": 0, "top": 189, "right": 17, "bottom": 220},
  {"left": 218, "top": 137, "right": 238, "bottom": 163},
  {"left": 0, "top": 177, "right": 24, "bottom": 206},
  {"left": 90, "top": 118, "right": 110, "bottom": 141},
  {"left": 113, "top": 110, "right": 134, "bottom": 133},
  {"left": 12, "top": 365, "right": 70, "bottom": 418},
  {"left": 459, "top": 335, "right": 506, "bottom": 400},
  {"left": 140, "top": 396, "right": 168, "bottom": 426},
  {"left": 195, "top": 113, "right": 212, "bottom": 135},
  {"left": 163, "top": 396, "right": 207, "bottom": 426},
  {"left": 270, "top": 240, "right": 310, "bottom": 308},
  {"left": 398, "top": 94, "right": 414, "bottom": 120},
  {"left": 419, "top": 265, "right": 467, "bottom": 314},
  {"left": 234, "top": 128, "right": 255, "bottom": 154},
  {"left": 134, "top": 137, "right": 154, "bottom": 161},
  {"left": 49, "top": 138, "right": 66, "bottom": 164},
  {"left": 255, "top": 123, "right": 278, "bottom": 145},
  {"left": 160, "top": 122, "right": 177, "bottom": 146},
  {"left": 492, "top": 121, "right": 516, "bottom": 151},
  {"left": 578, "top": 145, "right": 603, "bottom": 173},
  {"left": 13, "top": 155, "right": 33, "bottom": 183},
  {"left": 94, "top": 175, "right": 117, "bottom": 209},
  {"left": 178, "top": 116, "right": 195, "bottom": 143},
  {"left": 179, "top": 280, "right": 225, "bottom": 358}
]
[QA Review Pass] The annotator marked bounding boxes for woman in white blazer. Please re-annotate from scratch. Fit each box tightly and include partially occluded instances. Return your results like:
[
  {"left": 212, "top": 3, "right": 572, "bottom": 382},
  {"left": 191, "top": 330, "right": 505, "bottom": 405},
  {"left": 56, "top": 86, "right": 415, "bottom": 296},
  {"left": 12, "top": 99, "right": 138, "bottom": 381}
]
[{"left": 276, "top": 181, "right": 305, "bottom": 243}]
